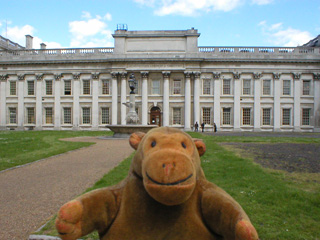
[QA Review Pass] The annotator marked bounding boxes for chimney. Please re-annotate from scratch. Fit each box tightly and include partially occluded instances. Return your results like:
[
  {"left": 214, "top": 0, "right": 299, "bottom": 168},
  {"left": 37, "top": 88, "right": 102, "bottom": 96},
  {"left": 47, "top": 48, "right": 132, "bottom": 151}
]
[
  {"left": 25, "top": 35, "right": 33, "bottom": 49},
  {"left": 40, "top": 43, "right": 47, "bottom": 49}
]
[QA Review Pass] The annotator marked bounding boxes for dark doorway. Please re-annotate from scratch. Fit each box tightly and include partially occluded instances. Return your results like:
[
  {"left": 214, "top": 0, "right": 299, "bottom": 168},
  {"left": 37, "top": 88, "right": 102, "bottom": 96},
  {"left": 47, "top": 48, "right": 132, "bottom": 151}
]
[{"left": 150, "top": 106, "right": 161, "bottom": 126}]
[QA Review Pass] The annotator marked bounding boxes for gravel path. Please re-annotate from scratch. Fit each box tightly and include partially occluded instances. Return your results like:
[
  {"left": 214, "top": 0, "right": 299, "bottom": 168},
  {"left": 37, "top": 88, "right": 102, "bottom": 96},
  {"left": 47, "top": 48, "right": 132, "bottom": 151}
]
[{"left": 0, "top": 137, "right": 133, "bottom": 240}]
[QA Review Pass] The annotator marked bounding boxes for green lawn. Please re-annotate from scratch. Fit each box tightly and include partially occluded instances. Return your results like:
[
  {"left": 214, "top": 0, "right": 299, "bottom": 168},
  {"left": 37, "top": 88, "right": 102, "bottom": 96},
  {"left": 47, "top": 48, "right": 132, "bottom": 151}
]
[
  {"left": 28, "top": 132, "right": 320, "bottom": 239},
  {"left": 0, "top": 130, "right": 111, "bottom": 171}
]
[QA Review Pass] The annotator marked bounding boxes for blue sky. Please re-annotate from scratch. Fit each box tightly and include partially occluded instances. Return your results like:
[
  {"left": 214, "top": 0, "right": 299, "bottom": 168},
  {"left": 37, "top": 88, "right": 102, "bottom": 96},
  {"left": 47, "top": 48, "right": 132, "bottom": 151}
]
[{"left": 1, "top": 0, "right": 319, "bottom": 49}]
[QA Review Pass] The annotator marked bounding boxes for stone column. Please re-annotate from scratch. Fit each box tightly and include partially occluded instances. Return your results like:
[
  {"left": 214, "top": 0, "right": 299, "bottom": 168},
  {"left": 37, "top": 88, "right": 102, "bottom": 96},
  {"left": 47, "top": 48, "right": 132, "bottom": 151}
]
[
  {"left": 92, "top": 72, "right": 99, "bottom": 130},
  {"left": 0, "top": 75, "right": 8, "bottom": 129},
  {"left": 213, "top": 72, "right": 221, "bottom": 129},
  {"left": 162, "top": 71, "right": 170, "bottom": 127},
  {"left": 111, "top": 72, "right": 118, "bottom": 125},
  {"left": 233, "top": 72, "right": 241, "bottom": 131},
  {"left": 73, "top": 73, "right": 80, "bottom": 130},
  {"left": 293, "top": 73, "right": 301, "bottom": 132},
  {"left": 141, "top": 71, "right": 149, "bottom": 125},
  {"left": 120, "top": 72, "right": 127, "bottom": 125},
  {"left": 184, "top": 71, "right": 192, "bottom": 131},
  {"left": 17, "top": 74, "right": 25, "bottom": 130},
  {"left": 253, "top": 73, "right": 262, "bottom": 131},
  {"left": 35, "top": 74, "right": 43, "bottom": 130},
  {"left": 193, "top": 72, "right": 201, "bottom": 127},
  {"left": 314, "top": 73, "right": 320, "bottom": 132},
  {"left": 54, "top": 74, "right": 61, "bottom": 130},
  {"left": 273, "top": 73, "right": 281, "bottom": 131}
]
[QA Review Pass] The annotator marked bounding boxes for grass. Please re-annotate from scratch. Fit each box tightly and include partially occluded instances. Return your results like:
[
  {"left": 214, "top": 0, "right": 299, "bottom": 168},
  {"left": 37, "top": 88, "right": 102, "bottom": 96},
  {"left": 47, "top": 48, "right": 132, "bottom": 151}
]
[
  {"left": 31, "top": 132, "right": 320, "bottom": 239},
  {"left": 0, "top": 130, "right": 111, "bottom": 171}
]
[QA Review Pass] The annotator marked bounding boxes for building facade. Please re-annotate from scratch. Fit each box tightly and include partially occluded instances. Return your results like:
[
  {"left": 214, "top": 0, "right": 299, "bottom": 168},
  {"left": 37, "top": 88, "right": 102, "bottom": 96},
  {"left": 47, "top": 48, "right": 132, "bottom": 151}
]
[{"left": 0, "top": 28, "right": 320, "bottom": 132}]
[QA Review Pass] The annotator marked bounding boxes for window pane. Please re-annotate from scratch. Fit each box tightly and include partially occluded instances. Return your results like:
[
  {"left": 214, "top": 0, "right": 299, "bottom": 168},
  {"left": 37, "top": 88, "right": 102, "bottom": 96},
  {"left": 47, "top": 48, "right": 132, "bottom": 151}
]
[
  {"left": 173, "top": 80, "right": 181, "bottom": 94},
  {"left": 302, "top": 80, "right": 310, "bottom": 95},
  {"left": 283, "top": 80, "right": 291, "bottom": 95},
  {"left": 10, "top": 82, "right": 16, "bottom": 95},
  {"left": 82, "top": 107, "right": 91, "bottom": 124},
  {"left": 223, "top": 79, "right": 231, "bottom": 95},
  {"left": 64, "top": 80, "right": 71, "bottom": 95},
  {"left": 263, "top": 80, "right": 271, "bottom": 95},
  {"left": 242, "top": 108, "right": 251, "bottom": 125},
  {"left": 83, "top": 80, "right": 90, "bottom": 95},
  {"left": 101, "top": 107, "right": 110, "bottom": 124},
  {"left": 152, "top": 80, "right": 160, "bottom": 95},
  {"left": 202, "top": 108, "right": 211, "bottom": 124},
  {"left": 302, "top": 108, "right": 310, "bottom": 125},
  {"left": 64, "top": 108, "right": 72, "bottom": 124},
  {"left": 203, "top": 79, "right": 211, "bottom": 95},
  {"left": 173, "top": 108, "right": 181, "bottom": 125},
  {"left": 45, "top": 108, "right": 53, "bottom": 124},
  {"left": 9, "top": 108, "right": 17, "bottom": 124},
  {"left": 102, "top": 80, "right": 110, "bottom": 95},
  {"left": 282, "top": 108, "right": 291, "bottom": 125},
  {"left": 262, "top": 108, "right": 271, "bottom": 125},
  {"left": 28, "top": 81, "right": 35, "bottom": 95},
  {"left": 243, "top": 79, "right": 251, "bottom": 95},
  {"left": 27, "top": 107, "right": 35, "bottom": 124},
  {"left": 223, "top": 108, "right": 231, "bottom": 125},
  {"left": 46, "top": 80, "right": 53, "bottom": 95}
]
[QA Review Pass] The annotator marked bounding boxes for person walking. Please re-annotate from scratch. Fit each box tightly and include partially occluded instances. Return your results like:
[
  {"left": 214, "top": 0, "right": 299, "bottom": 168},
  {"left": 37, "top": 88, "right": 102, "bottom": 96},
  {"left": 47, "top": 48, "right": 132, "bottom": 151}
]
[
  {"left": 201, "top": 122, "right": 205, "bottom": 132},
  {"left": 213, "top": 123, "right": 217, "bottom": 132},
  {"left": 194, "top": 122, "right": 199, "bottom": 132}
]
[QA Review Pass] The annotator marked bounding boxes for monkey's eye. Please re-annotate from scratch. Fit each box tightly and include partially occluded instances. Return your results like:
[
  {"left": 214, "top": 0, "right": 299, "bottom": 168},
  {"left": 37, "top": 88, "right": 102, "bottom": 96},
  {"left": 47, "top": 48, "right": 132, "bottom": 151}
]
[
  {"left": 181, "top": 142, "right": 186, "bottom": 149},
  {"left": 151, "top": 141, "right": 156, "bottom": 147}
]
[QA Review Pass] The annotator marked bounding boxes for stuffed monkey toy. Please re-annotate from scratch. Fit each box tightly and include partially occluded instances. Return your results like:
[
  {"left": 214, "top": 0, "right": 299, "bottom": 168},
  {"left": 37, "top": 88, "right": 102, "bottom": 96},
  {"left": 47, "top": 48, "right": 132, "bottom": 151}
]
[{"left": 56, "top": 127, "right": 258, "bottom": 240}]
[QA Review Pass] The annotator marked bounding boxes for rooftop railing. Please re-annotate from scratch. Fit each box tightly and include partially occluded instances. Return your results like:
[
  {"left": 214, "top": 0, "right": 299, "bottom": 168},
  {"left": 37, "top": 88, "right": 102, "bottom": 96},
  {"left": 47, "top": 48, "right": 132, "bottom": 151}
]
[
  {"left": 0, "top": 36, "right": 24, "bottom": 50},
  {"left": 198, "top": 46, "right": 318, "bottom": 54}
]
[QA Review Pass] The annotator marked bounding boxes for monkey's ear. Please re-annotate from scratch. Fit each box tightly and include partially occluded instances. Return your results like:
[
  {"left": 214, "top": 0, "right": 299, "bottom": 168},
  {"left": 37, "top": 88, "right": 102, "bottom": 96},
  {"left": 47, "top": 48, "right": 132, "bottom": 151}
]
[
  {"left": 193, "top": 139, "right": 206, "bottom": 156},
  {"left": 129, "top": 132, "right": 145, "bottom": 150}
]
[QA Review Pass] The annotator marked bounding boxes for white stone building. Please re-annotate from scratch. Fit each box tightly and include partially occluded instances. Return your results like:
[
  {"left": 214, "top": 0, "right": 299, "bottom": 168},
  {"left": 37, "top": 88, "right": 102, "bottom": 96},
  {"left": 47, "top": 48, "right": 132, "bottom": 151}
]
[{"left": 0, "top": 28, "right": 319, "bottom": 132}]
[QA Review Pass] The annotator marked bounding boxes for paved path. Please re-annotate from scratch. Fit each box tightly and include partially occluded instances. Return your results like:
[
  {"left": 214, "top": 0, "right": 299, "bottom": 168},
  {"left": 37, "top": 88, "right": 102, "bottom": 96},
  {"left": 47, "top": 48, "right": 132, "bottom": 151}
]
[{"left": 0, "top": 137, "right": 133, "bottom": 240}]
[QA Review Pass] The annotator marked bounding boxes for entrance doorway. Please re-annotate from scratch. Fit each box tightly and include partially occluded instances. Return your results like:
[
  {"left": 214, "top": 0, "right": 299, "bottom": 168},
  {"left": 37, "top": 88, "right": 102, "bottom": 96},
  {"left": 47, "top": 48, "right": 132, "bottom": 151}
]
[{"left": 150, "top": 106, "right": 161, "bottom": 126}]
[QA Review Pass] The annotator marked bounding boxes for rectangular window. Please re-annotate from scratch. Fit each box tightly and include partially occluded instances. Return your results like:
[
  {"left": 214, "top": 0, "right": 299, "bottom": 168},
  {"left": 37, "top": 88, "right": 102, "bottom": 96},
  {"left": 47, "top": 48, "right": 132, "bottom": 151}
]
[
  {"left": 63, "top": 107, "right": 72, "bottom": 124},
  {"left": 223, "top": 79, "right": 231, "bottom": 95},
  {"left": 9, "top": 108, "right": 17, "bottom": 124},
  {"left": 173, "top": 80, "right": 181, "bottom": 94},
  {"left": 173, "top": 108, "right": 181, "bottom": 125},
  {"left": 26, "top": 107, "right": 35, "bottom": 124},
  {"left": 82, "top": 107, "right": 91, "bottom": 124},
  {"left": 27, "top": 81, "right": 35, "bottom": 95},
  {"left": 101, "top": 107, "right": 110, "bottom": 124},
  {"left": 102, "top": 80, "right": 110, "bottom": 95},
  {"left": 45, "top": 108, "right": 53, "bottom": 124},
  {"left": 263, "top": 80, "right": 271, "bottom": 95},
  {"left": 152, "top": 80, "right": 160, "bottom": 95},
  {"left": 64, "top": 80, "right": 71, "bottom": 95},
  {"left": 10, "top": 81, "right": 17, "bottom": 95},
  {"left": 302, "top": 80, "right": 310, "bottom": 96},
  {"left": 282, "top": 108, "right": 291, "bottom": 125},
  {"left": 302, "top": 108, "right": 311, "bottom": 126},
  {"left": 203, "top": 79, "right": 211, "bottom": 95},
  {"left": 222, "top": 108, "right": 231, "bottom": 125},
  {"left": 202, "top": 108, "right": 211, "bottom": 125},
  {"left": 242, "top": 108, "right": 251, "bottom": 125},
  {"left": 243, "top": 79, "right": 251, "bottom": 95},
  {"left": 262, "top": 108, "right": 271, "bottom": 125},
  {"left": 46, "top": 80, "right": 53, "bottom": 95},
  {"left": 83, "top": 80, "right": 91, "bottom": 95},
  {"left": 283, "top": 80, "right": 291, "bottom": 95}
]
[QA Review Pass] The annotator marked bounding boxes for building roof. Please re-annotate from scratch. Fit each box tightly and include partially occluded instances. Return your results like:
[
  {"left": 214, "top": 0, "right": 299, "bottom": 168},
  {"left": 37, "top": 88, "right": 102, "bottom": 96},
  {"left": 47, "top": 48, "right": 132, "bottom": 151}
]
[{"left": 302, "top": 34, "right": 320, "bottom": 47}]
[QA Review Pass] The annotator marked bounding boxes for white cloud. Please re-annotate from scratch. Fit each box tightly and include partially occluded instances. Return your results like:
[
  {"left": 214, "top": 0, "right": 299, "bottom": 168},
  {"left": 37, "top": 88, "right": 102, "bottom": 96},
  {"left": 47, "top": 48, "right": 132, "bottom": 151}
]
[
  {"left": 1, "top": 24, "right": 35, "bottom": 46},
  {"left": 135, "top": 0, "right": 243, "bottom": 16},
  {"left": 259, "top": 21, "right": 313, "bottom": 46},
  {"left": 251, "top": 0, "right": 273, "bottom": 5},
  {"left": 69, "top": 12, "right": 113, "bottom": 47}
]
